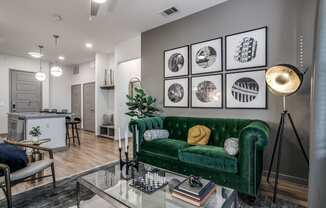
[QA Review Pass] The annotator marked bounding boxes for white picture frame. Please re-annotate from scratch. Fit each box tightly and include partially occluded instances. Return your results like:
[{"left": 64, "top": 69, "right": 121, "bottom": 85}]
[
  {"left": 225, "top": 69, "right": 267, "bottom": 109},
  {"left": 191, "top": 74, "right": 223, "bottom": 108},
  {"left": 164, "top": 46, "right": 189, "bottom": 78},
  {"left": 191, "top": 38, "right": 223, "bottom": 75},
  {"left": 226, "top": 27, "right": 267, "bottom": 71},
  {"left": 164, "top": 78, "right": 189, "bottom": 108}
]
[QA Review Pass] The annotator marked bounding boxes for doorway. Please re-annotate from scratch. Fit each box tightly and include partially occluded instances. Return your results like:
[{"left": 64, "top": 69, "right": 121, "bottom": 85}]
[
  {"left": 83, "top": 82, "right": 95, "bottom": 132},
  {"left": 71, "top": 84, "right": 81, "bottom": 120},
  {"left": 10, "top": 69, "right": 42, "bottom": 112}
]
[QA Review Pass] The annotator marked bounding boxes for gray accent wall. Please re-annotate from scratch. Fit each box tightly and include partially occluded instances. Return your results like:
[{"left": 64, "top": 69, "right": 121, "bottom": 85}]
[{"left": 141, "top": 0, "right": 317, "bottom": 181}]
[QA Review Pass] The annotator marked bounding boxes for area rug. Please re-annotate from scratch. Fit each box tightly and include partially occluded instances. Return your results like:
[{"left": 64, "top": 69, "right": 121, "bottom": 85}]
[{"left": 0, "top": 161, "right": 305, "bottom": 208}]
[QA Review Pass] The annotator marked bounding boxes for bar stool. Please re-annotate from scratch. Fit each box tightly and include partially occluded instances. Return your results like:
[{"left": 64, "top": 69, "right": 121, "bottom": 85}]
[{"left": 65, "top": 116, "right": 81, "bottom": 146}]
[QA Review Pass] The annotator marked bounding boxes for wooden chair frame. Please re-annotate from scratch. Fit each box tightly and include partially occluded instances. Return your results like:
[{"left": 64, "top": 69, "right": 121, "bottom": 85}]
[{"left": 0, "top": 140, "right": 56, "bottom": 208}]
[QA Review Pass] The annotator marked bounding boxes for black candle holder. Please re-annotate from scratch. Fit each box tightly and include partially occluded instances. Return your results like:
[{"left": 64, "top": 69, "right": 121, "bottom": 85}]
[{"left": 119, "top": 146, "right": 139, "bottom": 178}]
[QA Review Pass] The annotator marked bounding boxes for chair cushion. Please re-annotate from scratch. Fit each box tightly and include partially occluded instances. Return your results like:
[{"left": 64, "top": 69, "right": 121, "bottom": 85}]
[
  {"left": 141, "top": 138, "right": 190, "bottom": 159},
  {"left": 179, "top": 145, "right": 238, "bottom": 174},
  {"left": 0, "top": 143, "right": 28, "bottom": 176}
]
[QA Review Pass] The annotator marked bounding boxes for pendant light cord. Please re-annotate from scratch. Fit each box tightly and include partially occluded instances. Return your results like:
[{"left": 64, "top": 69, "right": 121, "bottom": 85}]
[
  {"left": 38, "top": 45, "right": 43, "bottom": 72},
  {"left": 53, "top": 34, "right": 60, "bottom": 65}
]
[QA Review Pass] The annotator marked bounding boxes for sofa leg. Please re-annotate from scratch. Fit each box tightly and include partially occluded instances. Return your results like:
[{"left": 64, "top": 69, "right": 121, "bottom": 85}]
[{"left": 238, "top": 193, "right": 256, "bottom": 206}]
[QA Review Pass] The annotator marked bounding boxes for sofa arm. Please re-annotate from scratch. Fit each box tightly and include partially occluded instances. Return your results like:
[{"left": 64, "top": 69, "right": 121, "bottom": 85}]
[
  {"left": 240, "top": 121, "right": 269, "bottom": 150},
  {"left": 238, "top": 121, "right": 270, "bottom": 196},
  {"left": 129, "top": 117, "right": 164, "bottom": 155}
]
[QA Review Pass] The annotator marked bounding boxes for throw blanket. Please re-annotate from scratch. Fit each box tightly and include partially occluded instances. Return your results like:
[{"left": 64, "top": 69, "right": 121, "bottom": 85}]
[{"left": 0, "top": 143, "right": 28, "bottom": 176}]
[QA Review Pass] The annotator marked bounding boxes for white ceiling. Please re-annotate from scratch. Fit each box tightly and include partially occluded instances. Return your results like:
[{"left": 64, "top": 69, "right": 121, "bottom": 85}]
[{"left": 0, "top": 0, "right": 227, "bottom": 64}]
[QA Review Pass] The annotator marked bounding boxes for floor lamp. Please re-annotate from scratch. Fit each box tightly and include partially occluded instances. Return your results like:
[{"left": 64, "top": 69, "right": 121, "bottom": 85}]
[{"left": 265, "top": 64, "right": 309, "bottom": 203}]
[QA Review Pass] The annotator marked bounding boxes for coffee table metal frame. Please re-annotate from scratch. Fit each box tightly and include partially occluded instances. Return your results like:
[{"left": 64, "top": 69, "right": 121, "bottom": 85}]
[{"left": 76, "top": 161, "right": 238, "bottom": 208}]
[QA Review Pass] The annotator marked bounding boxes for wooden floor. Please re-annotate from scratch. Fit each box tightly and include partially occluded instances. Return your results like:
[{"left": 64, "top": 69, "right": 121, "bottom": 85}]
[
  {"left": 261, "top": 176, "right": 308, "bottom": 207},
  {"left": 3, "top": 131, "right": 308, "bottom": 206}
]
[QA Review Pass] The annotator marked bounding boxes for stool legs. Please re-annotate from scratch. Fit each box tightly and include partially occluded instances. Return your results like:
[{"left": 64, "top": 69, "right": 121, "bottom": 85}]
[
  {"left": 65, "top": 122, "right": 81, "bottom": 146},
  {"left": 72, "top": 124, "right": 76, "bottom": 145},
  {"left": 65, "top": 124, "right": 70, "bottom": 147},
  {"left": 75, "top": 124, "right": 81, "bottom": 145}
]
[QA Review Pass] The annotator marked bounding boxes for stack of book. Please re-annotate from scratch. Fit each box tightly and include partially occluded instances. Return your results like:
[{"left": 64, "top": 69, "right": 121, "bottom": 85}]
[{"left": 172, "top": 178, "right": 216, "bottom": 206}]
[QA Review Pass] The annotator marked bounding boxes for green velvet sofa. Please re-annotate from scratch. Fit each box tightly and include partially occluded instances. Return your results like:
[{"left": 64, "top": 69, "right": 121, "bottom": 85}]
[{"left": 129, "top": 116, "right": 269, "bottom": 196}]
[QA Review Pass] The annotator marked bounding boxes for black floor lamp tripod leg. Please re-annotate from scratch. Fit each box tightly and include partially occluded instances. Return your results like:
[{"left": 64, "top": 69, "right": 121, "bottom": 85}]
[
  {"left": 287, "top": 113, "right": 309, "bottom": 165},
  {"left": 267, "top": 113, "right": 285, "bottom": 183},
  {"left": 273, "top": 113, "right": 285, "bottom": 203},
  {"left": 267, "top": 110, "right": 309, "bottom": 203}
]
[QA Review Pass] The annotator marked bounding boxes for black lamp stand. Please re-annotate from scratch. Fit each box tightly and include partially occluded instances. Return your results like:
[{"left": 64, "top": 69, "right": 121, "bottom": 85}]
[{"left": 267, "top": 97, "right": 309, "bottom": 203}]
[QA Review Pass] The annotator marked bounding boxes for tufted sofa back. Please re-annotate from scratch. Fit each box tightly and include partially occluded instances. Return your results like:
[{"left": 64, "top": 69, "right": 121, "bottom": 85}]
[{"left": 163, "top": 116, "right": 252, "bottom": 147}]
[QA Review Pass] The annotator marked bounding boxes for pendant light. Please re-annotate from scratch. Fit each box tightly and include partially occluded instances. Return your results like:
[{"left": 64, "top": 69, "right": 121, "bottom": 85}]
[
  {"left": 50, "top": 35, "right": 63, "bottom": 77},
  {"left": 35, "top": 45, "right": 46, "bottom": 81}
]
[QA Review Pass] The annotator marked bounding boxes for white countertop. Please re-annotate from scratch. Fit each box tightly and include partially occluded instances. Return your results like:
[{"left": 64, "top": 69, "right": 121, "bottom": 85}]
[{"left": 8, "top": 112, "right": 69, "bottom": 119}]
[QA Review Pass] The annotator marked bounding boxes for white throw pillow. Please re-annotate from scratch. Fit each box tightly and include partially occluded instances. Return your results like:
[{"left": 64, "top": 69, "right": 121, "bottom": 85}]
[
  {"left": 144, "top": 129, "right": 169, "bottom": 141},
  {"left": 224, "top": 137, "right": 239, "bottom": 156}
]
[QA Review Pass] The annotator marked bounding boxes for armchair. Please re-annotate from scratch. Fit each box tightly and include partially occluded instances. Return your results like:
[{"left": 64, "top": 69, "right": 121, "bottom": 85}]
[{"left": 0, "top": 140, "right": 56, "bottom": 208}]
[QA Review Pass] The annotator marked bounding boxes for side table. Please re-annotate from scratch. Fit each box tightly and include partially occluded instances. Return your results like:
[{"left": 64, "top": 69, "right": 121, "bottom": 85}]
[{"left": 20, "top": 138, "right": 51, "bottom": 182}]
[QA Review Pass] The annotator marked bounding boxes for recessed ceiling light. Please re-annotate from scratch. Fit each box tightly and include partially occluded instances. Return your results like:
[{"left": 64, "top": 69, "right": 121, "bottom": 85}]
[
  {"left": 58, "top": 56, "right": 65, "bottom": 60},
  {"left": 28, "top": 52, "right": 43, "bottom": 58},
  {"left": 92, "top": 0, "right": 107, "bottom": 4},
  {"left": 85, "top": 43, "right": 93, "bottom": 48}
]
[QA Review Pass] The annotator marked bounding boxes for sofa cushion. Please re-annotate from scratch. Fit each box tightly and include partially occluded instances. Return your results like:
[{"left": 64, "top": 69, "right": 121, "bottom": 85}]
[
  {"left": 141, "top": 138, "right": 190, "bottom": 159},
  {"left": 179, "top": 145, "right": 238, "bottom": 174}
]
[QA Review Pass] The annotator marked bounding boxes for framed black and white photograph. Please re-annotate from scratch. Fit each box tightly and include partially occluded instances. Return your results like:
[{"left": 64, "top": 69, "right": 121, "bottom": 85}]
[
  {"left": 191, "top": 37, "right": 222, "bottom": 75},
  {"left": 191, "top": 74, "right": 223, "bottom": 108},
  {"left": 225, "top": 69, "right": 267, "bottom": 109},
  {"left": 164, "top": 77, "right": 189, "bottom": 108},
  {"left": 226, "top": 27, "right": 267, "bottom": 71},
  {"left": 164, "top": 46, "right": 189, "bottom": 78}
]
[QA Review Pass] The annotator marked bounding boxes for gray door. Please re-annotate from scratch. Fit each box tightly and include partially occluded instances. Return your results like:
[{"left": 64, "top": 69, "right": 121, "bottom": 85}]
[
  {"left": 83, "top": 82, "right": 95, "bottom": 132},
  {"left": 10, "top": 70, "right": 42, "bottom": 112},
  {"left": 71, "top": 84, "right": 81, "bottom": 119}
]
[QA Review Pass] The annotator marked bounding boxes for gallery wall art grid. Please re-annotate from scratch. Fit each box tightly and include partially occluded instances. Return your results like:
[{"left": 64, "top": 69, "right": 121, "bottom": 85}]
[{"left": 163, "top": 26, "right": 268, "bottom": 109}]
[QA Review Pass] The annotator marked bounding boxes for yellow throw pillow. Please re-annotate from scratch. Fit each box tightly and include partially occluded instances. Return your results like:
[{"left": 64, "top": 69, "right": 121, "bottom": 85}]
[{"left": 188, "top": 125, "right": 211, "bottom": 145}]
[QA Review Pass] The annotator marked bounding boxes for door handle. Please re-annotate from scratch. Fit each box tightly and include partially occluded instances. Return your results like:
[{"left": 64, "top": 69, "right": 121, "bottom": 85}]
[{"left": 12, "top": 103, "right": 16, "bottom": 112}]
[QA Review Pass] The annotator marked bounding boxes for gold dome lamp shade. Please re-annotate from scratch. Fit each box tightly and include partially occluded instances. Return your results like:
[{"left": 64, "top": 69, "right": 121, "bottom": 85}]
[{"left": 265, "top": 64, "right": 303, "bottom": 97}]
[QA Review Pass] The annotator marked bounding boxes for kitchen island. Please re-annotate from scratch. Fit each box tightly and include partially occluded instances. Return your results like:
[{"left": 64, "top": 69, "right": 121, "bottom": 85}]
[{"left": 8, "top": 112, "right": 67, "bottom": 151}]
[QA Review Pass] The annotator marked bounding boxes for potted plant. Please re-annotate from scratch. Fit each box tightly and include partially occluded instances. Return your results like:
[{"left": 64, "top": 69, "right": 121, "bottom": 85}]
[
  {"left": 29, "top": 126, "right": 42, "bottom": 143},
  {"left": 125, "top": 87, "right": 160, "bottom": 119}
]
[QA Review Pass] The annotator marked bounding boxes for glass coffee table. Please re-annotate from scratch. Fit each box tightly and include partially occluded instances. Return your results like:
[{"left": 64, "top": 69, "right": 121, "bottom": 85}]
[{"left": 77, "top": 161, "right": 237, "bottom": 208}]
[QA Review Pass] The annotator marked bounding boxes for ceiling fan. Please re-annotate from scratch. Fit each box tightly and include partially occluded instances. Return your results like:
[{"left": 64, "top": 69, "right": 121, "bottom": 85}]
[{"left": 90, "top": 0, "right": 119, "bottom": 17}]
